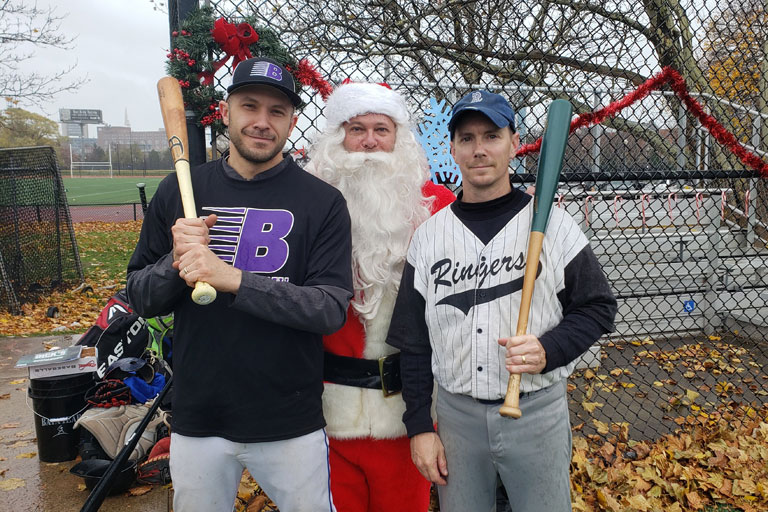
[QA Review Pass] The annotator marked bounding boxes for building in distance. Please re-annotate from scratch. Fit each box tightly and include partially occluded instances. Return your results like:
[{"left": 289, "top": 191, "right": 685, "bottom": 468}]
[{"left": 96, "top": 126, "right": 168, "bottom": 152}]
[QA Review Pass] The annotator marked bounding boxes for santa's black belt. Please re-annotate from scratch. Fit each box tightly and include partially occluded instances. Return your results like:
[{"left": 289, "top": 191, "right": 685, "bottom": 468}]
[{"left": 323, "top": 352, "right": 401, "bottom": 397}]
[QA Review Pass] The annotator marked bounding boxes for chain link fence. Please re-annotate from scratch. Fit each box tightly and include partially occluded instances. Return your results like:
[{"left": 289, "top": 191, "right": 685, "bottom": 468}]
[{"left": 195, "top": 0, "right": 768, "bottom": 440}]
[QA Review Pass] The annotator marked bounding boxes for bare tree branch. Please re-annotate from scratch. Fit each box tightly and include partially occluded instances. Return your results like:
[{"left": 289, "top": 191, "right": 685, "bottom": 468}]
[{"left": 0, "top": 1, "right": 86, "bottom": 105}]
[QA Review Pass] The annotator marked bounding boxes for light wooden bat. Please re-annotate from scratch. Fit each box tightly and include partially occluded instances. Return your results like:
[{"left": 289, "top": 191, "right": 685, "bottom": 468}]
[{"left": 156, "top": 76, "right": 217, "bottom": 306}]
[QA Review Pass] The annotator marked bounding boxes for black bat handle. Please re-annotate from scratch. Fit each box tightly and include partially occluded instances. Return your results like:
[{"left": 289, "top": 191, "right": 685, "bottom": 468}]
[
  {"left": 80, "top": 376, "right": 172, "bottom": 512},
  {"left": 136, "top": 183, "right": 148, "bottom": 214}
]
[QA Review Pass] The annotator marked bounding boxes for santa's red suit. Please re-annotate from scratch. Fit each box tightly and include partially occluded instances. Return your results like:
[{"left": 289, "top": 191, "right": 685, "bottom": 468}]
[{"left": 323, "top": 180, "right": 454, "bottom": 511}]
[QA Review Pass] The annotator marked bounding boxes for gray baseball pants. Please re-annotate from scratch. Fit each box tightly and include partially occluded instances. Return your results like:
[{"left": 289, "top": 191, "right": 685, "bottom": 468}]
[
  {"left": 170, "top": 429, "right": 336, "bottom": 512},
  {"left": 435, "top": 379, "right": 573, "bottom": 512}
]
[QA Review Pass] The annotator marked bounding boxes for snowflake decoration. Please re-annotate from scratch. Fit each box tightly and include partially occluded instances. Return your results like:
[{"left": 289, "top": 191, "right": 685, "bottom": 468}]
[{"left": 417, "top": 97, "right": 462, "bottom": 186}]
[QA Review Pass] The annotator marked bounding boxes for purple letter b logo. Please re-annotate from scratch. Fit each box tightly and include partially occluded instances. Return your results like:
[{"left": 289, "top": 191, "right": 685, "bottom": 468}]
[
  {"left": 234, "top": 209, "right": 294, "bottom": 273},
  {"left": 266, "top": 63, "right": 283, "bottom": 81}
]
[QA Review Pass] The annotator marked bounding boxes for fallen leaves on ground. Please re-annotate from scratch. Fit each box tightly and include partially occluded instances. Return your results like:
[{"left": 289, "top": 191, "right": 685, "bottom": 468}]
[
  {"left": 0, "top": 221, "right": 141, "bottom": 337},
  {"left": 571, "top": 406, "right": 768, "bottom": 512},
  {"left": 128, "top": 485, "right": 153, "bottom": 496},
  {"left": 0, "top": 478, "right": 25, "bottom": 491}
]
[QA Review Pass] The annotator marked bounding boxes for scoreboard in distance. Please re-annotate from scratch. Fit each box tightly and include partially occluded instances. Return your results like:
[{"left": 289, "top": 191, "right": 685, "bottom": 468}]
[{"left": 59, "top": 109, "right": 103, "bottom": 123}]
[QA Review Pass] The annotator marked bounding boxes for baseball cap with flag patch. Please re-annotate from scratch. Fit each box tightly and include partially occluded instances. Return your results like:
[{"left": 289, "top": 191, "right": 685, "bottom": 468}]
[
  {"left": 227, "top": 57, "right": 302, "bottom": 107},
  {"left": 448, "top": 90, "right": 516, "bottom": 137}
]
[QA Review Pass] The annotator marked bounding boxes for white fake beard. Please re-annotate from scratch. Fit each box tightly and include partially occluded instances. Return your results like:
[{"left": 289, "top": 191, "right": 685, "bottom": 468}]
[{"left": 310, "top": 129, "right": 432, "bottom": 320}]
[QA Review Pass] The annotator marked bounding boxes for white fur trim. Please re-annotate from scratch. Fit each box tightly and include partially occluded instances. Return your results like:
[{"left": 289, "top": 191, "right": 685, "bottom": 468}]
[
  {"left": 323, "top": 384, "right": 408, "bottom": 439},
  {"left": 324, "top": 83, "right": 410, "bottom": 131}
]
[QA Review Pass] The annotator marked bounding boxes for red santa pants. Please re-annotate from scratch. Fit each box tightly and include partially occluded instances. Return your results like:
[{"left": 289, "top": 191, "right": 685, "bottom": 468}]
[{"left": 329, "top": 436, "right": 430, "bottom": 512}]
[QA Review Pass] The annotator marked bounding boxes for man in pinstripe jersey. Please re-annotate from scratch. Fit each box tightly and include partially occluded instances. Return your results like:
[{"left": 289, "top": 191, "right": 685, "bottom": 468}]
[{"left": 387, "top": 90, "right": 617, "bottom": 511}]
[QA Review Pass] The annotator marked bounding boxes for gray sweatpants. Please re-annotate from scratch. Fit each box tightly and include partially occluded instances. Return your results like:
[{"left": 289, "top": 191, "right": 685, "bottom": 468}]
[
  {"left": 170, "top": 430, "right": 336, "bottom": 512},
  {"left": 436, "top": 380, "right": 573, "bottom": 512}
]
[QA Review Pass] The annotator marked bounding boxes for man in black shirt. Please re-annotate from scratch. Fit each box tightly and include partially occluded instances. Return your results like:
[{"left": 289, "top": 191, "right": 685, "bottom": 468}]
[{"left": 127, "top": 57, "right": 352, "bottom": 512}]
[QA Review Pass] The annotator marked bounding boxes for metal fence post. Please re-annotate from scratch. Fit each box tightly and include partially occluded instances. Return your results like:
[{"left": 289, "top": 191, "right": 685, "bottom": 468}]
[
  {"left": 590, "top": 92, "right": 603, "bottom": 174},
  {"left": 702, "top": 191, "right": 725, "bottom": 334},
  {"left": 746, "top": 178, "right": 758, "bottom": 247},
  {"left": 169, "top": 0, "right": 207, "bottom": 166},
  {"left": 752, "top": 115, "right": 763, "bottom": 157},
  {"left": 677, "top": 104, "right": 687, "bottom": 172}
]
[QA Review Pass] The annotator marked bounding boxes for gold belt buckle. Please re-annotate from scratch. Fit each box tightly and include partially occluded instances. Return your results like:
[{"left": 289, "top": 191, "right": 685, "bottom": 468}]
[{"left": 378, "top": 354, "right": 400, "bottom": 397}]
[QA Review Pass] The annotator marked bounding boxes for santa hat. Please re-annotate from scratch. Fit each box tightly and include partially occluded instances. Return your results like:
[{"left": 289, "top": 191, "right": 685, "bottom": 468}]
[{"left": 323, "top": 82, "right": 410, "bottom": 131}]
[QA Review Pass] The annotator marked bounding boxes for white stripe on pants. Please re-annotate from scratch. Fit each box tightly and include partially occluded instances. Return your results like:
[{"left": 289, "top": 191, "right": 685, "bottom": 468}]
[
  {"left": 170, "top": 429, "right": 336, "bottom": 512},
  {"left": 436, "top": 380, "right": 573, "bottom": 512}
]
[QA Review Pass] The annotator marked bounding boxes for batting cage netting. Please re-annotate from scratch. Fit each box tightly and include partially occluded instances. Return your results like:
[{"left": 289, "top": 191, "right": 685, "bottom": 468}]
[
  {"left": 0, "top": 146, "right": 84, "bottom": 315},
  {"left": 168, "top": 0, "right": 768, "bottom": 508}
]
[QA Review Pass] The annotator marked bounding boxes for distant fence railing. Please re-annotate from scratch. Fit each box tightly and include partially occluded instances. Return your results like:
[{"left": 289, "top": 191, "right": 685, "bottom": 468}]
[
  {"left": 62, "top": 169, "right": 173, "bottom": 178},
  {"left": 69, "top": 204, "right": 146, "bottom": 223}
]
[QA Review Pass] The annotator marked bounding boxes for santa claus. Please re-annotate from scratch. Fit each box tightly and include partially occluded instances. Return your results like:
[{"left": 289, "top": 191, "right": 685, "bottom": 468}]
[{"left": 308, "top": 82, "right": 454, "bottom": 511}]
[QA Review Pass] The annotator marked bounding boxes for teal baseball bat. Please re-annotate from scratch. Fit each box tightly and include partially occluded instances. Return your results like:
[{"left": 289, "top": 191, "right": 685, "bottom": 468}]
[{"left": 500, "top": 99, "right": 573, "bottom": 419}]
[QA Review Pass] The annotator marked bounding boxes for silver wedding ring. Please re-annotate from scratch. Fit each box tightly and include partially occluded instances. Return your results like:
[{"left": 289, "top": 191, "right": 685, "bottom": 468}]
[{"left": 183, "top": 267, "right": 189, "bottom": 276}]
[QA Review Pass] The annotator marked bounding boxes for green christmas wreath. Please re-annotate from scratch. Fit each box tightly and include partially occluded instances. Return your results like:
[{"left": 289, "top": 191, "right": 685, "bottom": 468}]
[{"left": 166, "top": 6, "right": 331, "bottom": 131}]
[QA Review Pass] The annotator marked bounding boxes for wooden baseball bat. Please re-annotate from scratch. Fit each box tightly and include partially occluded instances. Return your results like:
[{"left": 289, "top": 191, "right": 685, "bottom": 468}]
[
  {"left": 499, "top": 99, "right": 573, "bottom": 419},
  {"left": 156, "top": 76, "right": 217, "bottom": 306}
]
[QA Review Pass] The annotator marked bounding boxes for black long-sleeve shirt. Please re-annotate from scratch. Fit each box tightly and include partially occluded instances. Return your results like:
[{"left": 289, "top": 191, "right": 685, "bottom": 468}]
[{"left": 127, "top": 156, "right": 353, "bottom": 442}]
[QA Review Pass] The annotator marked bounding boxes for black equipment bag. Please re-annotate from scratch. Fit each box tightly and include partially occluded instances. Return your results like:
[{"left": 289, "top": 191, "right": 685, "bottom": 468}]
[{"left": 76, "top": 289, "right": 149, "bottom": 379}]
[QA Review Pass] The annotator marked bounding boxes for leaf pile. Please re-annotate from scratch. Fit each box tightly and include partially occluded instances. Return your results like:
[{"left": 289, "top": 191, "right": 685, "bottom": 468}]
[
  {"left": 0, "top": 222, "right": 142, "bottom": 337},
  {"left": 571, "top": 406, "right": 768, "bottom": 512},
  {"left": 569, "top": 335, "right": 768, "bottom": 442}
]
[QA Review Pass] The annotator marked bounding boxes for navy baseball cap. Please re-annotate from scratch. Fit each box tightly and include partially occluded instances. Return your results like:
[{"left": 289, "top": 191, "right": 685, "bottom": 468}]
[
  {"left": 448, "top": 90, "right": 516, "bottom": 136},
  {"left": 227, "top": 57, "right": 302, "bottom": 107}
]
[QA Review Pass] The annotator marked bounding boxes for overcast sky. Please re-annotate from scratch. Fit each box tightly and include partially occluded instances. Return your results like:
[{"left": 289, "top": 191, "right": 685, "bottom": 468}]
[{"left": 27, "top": 0, "right": 170, "bottom": 134}]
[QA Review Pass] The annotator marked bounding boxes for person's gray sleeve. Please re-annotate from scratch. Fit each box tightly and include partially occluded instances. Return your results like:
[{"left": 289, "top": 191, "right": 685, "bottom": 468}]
[
  {"left": 125, "top": 177, "right": 187, "bottom": 319},
  {"left": 230, "top": 272, "right": 351, "bottom": 334},
  {"left": 126, "top": 253, "right": 188, "bottom": 318}
]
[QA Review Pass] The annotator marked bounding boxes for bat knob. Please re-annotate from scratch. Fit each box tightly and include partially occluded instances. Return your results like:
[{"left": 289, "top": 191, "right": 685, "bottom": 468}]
[
  {"left": 192, "top": 282, "right": 217, "bottom": 305},
  {"left": 499, "top": 404, "right": 522, "bottom": 419}
]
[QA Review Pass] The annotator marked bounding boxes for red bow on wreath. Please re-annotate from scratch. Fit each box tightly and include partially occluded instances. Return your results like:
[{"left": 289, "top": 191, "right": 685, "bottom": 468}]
[{"left": 199, "top": 18, "right": 260, "bottom": 86}]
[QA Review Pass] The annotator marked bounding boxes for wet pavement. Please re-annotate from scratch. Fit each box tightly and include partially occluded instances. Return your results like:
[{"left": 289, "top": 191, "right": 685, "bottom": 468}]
[{"left": 0, "top": 335, "right": 167, "bottom": 512}]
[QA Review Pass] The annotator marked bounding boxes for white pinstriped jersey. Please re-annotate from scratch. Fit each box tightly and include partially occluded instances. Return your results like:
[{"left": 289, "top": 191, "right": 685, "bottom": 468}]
[{"left": 407, "top": 200, "right": 588, "bottom": 399}]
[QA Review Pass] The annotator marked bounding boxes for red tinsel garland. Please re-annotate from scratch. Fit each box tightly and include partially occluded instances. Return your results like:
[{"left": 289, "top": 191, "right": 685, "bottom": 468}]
[
  {"left": 289, "top": 60, "right": 333, "bottom": 101},
  {"left": 516, "top": 67, "right": 768, "bottom": 178}
]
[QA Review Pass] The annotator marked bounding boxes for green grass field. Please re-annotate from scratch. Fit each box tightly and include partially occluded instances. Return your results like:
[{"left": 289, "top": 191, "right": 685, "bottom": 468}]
[{"left": 63, "top": 177, "right": 166, "bottom": 205}]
